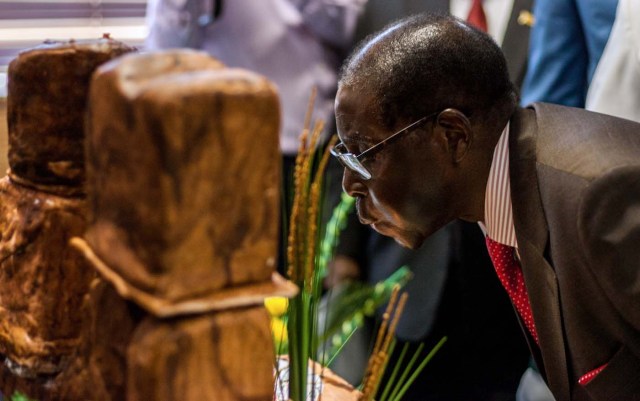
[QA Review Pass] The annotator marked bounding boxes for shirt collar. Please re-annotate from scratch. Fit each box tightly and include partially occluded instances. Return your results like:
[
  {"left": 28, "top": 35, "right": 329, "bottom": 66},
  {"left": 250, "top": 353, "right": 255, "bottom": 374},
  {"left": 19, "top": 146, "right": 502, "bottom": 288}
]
[{"left": 478, "top": 122, "right": 518, "bottom": 248}]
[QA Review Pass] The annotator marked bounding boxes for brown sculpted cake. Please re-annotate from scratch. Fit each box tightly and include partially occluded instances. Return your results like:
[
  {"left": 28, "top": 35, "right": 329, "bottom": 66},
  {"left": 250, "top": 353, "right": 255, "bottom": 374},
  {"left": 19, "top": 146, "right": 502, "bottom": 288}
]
[
  {"left": 127, "top": 307, "right": 275, "bottom": 401},
  {"left": 7, "top": 37, "right": 133, "bottom": 192},
  {"left": 81, "top": 50, "right": 294, "bottom": 314},
  {"left": 0, "top": 185, "right": 88, "bottom": 372},
  {"left": 0, "top": 37, "right": 134, "bottom": 399},
  {"left": 70, "top": 50, "right": 295, "bottom": 400}
]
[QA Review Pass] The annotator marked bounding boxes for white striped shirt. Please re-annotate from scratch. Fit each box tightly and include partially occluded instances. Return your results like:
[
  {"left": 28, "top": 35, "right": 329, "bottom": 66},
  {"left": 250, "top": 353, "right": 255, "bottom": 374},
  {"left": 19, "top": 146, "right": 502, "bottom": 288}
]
[{"left": 478, "top": 122, "right": 519, "bottom": 249}]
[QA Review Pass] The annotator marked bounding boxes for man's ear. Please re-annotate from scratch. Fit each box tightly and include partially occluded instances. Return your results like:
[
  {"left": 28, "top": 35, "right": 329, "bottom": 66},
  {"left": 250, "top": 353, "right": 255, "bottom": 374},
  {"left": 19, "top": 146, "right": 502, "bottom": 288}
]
[{"left": 435, "top": 108, "right": 472, "bottom": 163}]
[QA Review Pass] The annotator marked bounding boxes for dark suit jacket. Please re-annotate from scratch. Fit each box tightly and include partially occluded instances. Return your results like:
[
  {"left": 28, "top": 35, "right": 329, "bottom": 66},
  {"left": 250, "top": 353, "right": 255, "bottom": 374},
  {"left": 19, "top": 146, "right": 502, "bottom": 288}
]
[
  {"left": 510, "top": 103, "right": 640, "bottom": 401},
  {"left": 354, "top": 0, "right": 533, "bottom": 88}
]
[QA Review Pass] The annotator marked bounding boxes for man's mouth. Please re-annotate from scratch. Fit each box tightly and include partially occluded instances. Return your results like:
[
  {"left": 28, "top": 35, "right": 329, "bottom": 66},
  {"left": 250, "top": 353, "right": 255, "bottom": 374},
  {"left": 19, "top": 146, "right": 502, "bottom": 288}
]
[{"left": 355, "top": 198, "right": 376, "bottom": 225}]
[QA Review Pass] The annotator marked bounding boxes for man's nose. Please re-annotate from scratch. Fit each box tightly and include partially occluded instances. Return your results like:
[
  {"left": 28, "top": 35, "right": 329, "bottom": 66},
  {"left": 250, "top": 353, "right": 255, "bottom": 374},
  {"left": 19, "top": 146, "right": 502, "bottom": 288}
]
[{"left": 342, "top": 168, "right": 368, "bottom": 198}]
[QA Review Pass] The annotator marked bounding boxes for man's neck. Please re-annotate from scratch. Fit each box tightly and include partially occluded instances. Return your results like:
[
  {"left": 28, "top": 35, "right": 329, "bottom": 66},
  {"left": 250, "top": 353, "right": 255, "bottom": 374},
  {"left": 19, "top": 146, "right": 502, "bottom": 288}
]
[{"left": 457, "top": 128, "right": 503, "bottom": 222}]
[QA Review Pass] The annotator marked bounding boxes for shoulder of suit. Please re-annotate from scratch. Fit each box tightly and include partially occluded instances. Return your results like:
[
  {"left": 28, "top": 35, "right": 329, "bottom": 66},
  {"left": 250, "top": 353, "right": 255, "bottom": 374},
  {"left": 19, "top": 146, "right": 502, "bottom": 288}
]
[{"left": 523, "top": 102, "right": 640, "bottom": 181}]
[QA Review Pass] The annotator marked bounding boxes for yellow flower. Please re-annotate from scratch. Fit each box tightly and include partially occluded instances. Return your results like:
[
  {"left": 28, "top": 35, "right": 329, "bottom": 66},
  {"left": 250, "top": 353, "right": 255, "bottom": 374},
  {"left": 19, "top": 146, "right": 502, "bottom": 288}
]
[
  {"left": 271, "top": 317, "right": 288, "bottom": 344},
  {"left": 265, "top": 297, "right": 289, "bottom": 317}
]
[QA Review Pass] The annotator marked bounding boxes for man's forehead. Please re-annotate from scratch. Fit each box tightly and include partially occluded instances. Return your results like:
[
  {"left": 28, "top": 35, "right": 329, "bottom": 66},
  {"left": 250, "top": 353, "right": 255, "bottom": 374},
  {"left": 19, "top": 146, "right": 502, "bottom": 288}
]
[
  {"left": 336, "top": 86, "right": 379, "bottom": 120},
  {"left": 336, "top": 111, "right": 388, "bottom": 147}
]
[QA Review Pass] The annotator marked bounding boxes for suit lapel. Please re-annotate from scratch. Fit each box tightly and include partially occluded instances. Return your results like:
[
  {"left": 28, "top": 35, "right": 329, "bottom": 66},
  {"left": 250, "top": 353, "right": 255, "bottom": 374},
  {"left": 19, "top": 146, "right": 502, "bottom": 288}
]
[
  {"left": 509, "top": 108, "right": 571, "bottom": 401},
  {"left": 501, "top": 0, "right": 533, "bottom": 88}
]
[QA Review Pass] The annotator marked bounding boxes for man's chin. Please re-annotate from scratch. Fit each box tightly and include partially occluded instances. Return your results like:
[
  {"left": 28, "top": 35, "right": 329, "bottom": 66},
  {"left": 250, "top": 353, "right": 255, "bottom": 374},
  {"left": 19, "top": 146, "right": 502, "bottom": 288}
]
[
  {"left": 370, "top": 223, "right": 423, "bottom": 250},
  {"left": 391, "top": 235, "right": 423, "bottom": 250}
]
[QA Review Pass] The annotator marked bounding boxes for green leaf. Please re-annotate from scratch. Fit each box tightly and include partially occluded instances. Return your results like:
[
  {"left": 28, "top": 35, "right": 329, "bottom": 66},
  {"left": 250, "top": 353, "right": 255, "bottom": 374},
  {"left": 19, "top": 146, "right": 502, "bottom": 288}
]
[
  {"left": 11, "top": 391, "right": 37, "bottom": 401},
  {"left": 321, "top": 266, "right": 413, "bottom": 342},
  {"left": 390, "top": 336, "right": 448, "bottom": 401}
]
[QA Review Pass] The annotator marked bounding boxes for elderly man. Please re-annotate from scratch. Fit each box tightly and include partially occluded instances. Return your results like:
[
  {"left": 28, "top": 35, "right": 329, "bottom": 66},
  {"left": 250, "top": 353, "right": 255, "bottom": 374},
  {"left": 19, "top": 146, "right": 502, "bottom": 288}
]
[{"left": 332, "top": 13, "right": 640, "bottom": 401}]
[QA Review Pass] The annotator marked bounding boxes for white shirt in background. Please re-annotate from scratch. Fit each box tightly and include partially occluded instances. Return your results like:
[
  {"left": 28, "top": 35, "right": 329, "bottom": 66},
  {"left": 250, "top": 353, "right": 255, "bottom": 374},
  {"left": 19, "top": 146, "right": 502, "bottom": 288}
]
[{"left": 586, "top": 0, "right": 640, "bottom": 123}]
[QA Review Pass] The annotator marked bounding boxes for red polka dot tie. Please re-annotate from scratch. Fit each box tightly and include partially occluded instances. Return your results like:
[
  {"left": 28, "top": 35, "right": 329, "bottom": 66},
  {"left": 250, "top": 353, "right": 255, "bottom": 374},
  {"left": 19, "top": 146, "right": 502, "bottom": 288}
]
[
  {"left": 485, "top": 236, "right": 539, "bottom": 344},
  {"left": 578, "top": 364, "right": 607, "bottom": 386}
]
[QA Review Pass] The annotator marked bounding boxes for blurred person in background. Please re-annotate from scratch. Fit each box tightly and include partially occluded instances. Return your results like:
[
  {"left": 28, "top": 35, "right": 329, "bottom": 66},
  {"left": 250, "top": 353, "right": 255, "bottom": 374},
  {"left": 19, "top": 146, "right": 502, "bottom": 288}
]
[
  {"left": 585, "top": 0, "right": 640, "bottom": 122},
  {"left": 520, "top": 0, "right": 618, "bottom": 107}
]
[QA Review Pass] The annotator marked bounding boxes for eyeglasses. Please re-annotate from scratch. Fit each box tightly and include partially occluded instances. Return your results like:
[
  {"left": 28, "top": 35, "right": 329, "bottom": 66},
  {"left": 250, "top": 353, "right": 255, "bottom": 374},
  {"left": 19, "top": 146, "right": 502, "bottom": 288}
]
[{"left": 331, "top": 111, "right": 439, "bottom": 180}]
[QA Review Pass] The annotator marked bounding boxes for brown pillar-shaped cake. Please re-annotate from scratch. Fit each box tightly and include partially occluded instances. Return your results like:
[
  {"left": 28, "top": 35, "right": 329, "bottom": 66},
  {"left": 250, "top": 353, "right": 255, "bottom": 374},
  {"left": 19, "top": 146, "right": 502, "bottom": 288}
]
[
  {"left": 73, "top": 50, "right": 296, "bottom": 400},
  {"left": 0, "top": 37, "right": 134, "bottom": 399}
]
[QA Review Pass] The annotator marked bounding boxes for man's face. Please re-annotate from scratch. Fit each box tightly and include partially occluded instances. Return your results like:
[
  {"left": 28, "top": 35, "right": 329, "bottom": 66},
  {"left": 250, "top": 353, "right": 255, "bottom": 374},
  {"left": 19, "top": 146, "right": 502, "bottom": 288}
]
[{"left": 335, "top": 86, "right": 458, "bottom": 249}]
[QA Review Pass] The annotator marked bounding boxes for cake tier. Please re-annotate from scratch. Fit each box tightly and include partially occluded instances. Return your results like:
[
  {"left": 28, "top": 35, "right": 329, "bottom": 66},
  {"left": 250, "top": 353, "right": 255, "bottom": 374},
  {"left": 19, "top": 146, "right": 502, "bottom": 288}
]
[
  {"left": 7, "top": 37, "right": 134, "bottom": 192},
  {"left": 0, "top": 177, "right": 90, "bottom": 374},
  {"left": 84, "top": 50, "right": 283, "bottom": 307}
]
